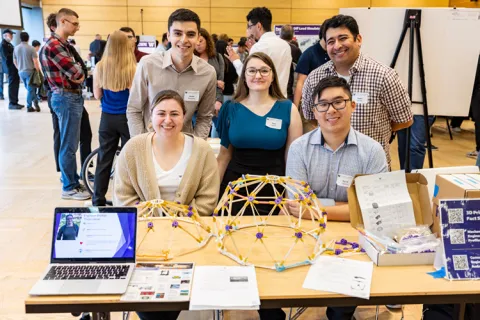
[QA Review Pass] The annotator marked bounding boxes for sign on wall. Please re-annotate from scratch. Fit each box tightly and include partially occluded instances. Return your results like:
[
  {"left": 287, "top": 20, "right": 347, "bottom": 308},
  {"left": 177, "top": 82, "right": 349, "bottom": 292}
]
[{"left": 274, "top": 25, "right": 321, "bottom": 52}]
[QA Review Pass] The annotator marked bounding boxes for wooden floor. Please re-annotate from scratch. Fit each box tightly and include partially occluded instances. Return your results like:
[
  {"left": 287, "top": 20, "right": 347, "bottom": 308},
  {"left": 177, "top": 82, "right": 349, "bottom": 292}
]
[{"left": 0, "top": 86, "right": 477, "bottom": 320}]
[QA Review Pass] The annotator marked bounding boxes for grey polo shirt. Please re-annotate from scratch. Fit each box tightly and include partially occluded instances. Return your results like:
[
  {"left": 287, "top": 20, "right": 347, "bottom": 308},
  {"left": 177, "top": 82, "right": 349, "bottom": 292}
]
[
  {"left": 14, "top": 42, "right": 37, "bottom": 73},
  {"left": 286, "top": 127, "right": 388, "bottom": 203},
  {"left": 127, "top": 49, "right": 217, "bottom": 139}
]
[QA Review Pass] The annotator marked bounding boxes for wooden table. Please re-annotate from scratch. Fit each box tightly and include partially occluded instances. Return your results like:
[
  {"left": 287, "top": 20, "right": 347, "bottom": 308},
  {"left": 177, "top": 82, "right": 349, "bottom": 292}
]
[{"left": 25, "top": 217, "right": 480, "bottom": 317}]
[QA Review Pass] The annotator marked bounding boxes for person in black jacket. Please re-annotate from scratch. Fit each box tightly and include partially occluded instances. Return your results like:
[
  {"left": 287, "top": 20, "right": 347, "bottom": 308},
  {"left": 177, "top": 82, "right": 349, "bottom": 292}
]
[{"left": 1, "top": 29, "right": 23, "bottom": 109}]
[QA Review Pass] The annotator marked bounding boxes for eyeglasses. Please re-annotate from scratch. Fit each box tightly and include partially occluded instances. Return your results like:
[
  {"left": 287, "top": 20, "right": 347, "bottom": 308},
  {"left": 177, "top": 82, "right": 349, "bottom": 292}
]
[
  {"left": 245, "top": 67, "right": 271, "bottom": 77},
  {"left": 247, "top": 23, "right": 255, "bottom": 29},
  {"left": 313, "top": 99, "right": 350, "bottom": 112},
  {"left": 64, "top": 19, "right": 80, "bottom": 27}
]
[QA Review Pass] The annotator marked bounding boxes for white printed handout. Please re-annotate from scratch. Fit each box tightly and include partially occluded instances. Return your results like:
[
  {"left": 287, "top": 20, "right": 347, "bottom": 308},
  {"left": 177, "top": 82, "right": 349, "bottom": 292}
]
[
  {"left": 190, "top": 266, "right": 260, "bottom": 310},
  {"left": 354, "top": 170, "right": 416, "bottom": 236},
  {"left": 121, "top": 263, "right": 194, "bottom": 302},
  {"left": 303, "top": 256, "right": 374, "bottom": 299}
]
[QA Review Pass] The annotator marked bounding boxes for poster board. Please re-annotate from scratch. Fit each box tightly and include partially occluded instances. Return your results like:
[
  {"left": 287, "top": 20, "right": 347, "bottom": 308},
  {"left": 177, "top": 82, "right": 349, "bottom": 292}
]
[
  {"left": 340, "top": 7, "right": 480, "bottom": 117},
  {"left": 274, "top": 24, "right": 321, "bottom": 52}
]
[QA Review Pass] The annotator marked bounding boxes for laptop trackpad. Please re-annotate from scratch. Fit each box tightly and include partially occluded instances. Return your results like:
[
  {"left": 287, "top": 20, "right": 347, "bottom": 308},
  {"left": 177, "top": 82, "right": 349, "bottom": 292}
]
[{"left": 60, "top": 280, "right": 101, "bottom": 294}]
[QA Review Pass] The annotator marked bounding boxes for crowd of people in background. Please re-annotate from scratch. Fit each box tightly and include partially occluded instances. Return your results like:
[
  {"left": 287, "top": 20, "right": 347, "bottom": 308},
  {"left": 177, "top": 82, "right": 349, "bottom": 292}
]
[{"left": 1, "top": 5, "right": 478, "bottom": 320}]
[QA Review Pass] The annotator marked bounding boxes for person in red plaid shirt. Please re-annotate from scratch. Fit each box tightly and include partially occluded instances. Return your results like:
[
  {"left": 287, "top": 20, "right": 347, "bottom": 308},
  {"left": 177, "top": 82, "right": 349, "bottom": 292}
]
[{"left": 40, "top": 8, "right": 90, "bottom": 200}]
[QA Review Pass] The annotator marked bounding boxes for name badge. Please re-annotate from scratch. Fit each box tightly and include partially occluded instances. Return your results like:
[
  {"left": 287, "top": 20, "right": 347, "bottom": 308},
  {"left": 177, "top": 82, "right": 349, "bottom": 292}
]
[
  {"left": 336, "top": 174, "right": 353, "bottom": 188},
  {"left": 266, "top": 117, "right": 282, "bottom": 130},
  {"left": 184, "top": 90, "right": 200, "bottom": 102},
  {"left": 352, "top": 92, "right": 369, "bottom": 104}
]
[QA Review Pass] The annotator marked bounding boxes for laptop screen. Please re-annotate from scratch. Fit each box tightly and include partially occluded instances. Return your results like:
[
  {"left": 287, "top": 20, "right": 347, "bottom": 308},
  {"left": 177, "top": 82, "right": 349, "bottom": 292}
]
[{"left": 51, "top": 207, "right": 137, "bottom": 262}]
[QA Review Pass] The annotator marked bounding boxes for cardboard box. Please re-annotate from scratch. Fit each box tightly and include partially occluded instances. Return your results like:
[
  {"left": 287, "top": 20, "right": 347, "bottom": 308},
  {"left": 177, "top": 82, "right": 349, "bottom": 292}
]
[
  {"left": 348, "top": 173, "right": 435, "bottom": 266},
  {"left": 432, "top": 173, "right": 480, "bottom": 235}
]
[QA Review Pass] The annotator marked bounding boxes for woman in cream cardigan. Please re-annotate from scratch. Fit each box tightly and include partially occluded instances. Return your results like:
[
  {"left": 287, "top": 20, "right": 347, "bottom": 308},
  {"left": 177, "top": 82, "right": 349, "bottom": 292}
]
[{"left": 113, "top": 90, "right": 219, "bottom": 217}]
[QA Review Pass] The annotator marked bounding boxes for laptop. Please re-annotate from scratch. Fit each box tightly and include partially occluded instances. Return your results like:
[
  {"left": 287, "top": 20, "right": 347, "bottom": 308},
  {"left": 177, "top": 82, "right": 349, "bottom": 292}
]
[{"left": 30, "top": 207, "right": 137, "bottom": 295}]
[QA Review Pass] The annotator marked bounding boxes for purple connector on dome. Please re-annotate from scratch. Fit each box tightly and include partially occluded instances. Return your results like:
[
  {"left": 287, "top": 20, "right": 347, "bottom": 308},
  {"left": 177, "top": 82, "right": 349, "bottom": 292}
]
[
  {"left": 147, "top": 222, "right": 154, "bottom": 229},
  {"left": 295, "top": 232, "right": 303, "bottom": 239},
  {"left": 335, "top": 249, "right": 343, "bottom": 255},
  {"left": 360, "top": 248, "right": 366, "bottom": 253},
  {"left": 274, "top": 197, "right": 283, "bottom": 205},
  {"left": 176, "top": 201, "right": 181, "bottom": 204},
  {"left": 336, "top": 238, "right": 348, "bottom": 245},
  {"left": 351, "top": 242, "right": 359, "bottom": 249},
  {"left": 225, "top": 225, "right": 232, "bottom": 232},
  {"left": 172, "top": 220, "right": 179, "bottom": 228},
  {"left": 256, "top": 232, "right": 263, "bottom": 239},
  {"left": 247, "top": 196, "right": 254, "bottom": 202},
  {"left": 298, "top": 195, "right": 304, "bottom": 201},
  {"left": 320, "top": 223, "right": 326, "bottom": 229},
  {"left": 187, "top": 211, "right": 194, "bottom": 218},
  {"left": 188, "top": 206, "right": 193, "bottom": 210}
]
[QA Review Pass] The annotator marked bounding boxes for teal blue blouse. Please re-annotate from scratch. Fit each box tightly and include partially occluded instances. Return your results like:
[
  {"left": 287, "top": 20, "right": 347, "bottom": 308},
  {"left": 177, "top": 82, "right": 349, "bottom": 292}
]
[{"left": 216, "top": 99, "right": 292, "bottom": 150}]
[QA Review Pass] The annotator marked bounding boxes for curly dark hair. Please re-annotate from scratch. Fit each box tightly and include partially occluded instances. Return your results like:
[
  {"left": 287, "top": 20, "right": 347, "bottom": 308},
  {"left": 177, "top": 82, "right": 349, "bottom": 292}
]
[
  {"left": 321, "top": 15, "right": 360, "bottom": 41},
  {"left": 246, "top": 7, "right": 272, "bottom": 32},
  {"left": 195, "top": 28, "right": 216, "bottom": 59}
]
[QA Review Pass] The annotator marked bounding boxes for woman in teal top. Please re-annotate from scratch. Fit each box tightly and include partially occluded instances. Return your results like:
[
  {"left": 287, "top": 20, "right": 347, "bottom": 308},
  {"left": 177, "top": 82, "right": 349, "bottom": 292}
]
[
  {"left": 217, "top": 52, "right": 302, "bottom": 215},
  {"left": 216, "top": 51, "right": 303, "bottom": 320}
]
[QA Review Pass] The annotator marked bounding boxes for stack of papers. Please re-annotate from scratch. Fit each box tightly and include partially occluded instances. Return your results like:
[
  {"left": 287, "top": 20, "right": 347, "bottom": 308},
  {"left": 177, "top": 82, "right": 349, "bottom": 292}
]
[
  {"left": 303, "top": 256, "right": 374, "bottom": 299},
  {"left": 121, "top": 263, "right": 194, "bottom": 302},
  {"left": 190, "top": 266, "right": 260, "bottom": 310}
]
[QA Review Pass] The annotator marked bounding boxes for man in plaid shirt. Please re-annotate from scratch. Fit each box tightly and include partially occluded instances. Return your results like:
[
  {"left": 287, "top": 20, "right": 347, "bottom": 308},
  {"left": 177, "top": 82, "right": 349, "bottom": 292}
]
[
  {"left": 302, "top": 15, "right": 413, "bottom": 168},
  {"left": 41, "top": 8, "right": 90, "bottom": 200}
]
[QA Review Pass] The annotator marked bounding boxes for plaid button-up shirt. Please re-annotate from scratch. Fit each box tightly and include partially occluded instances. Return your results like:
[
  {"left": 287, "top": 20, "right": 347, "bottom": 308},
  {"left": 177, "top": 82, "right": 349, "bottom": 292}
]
[
  {"left": 302, "top": 53, "right": 412, "bottom": 166},
  {"left": 40, "top": 33, "right": 84, "bottom": 92}
]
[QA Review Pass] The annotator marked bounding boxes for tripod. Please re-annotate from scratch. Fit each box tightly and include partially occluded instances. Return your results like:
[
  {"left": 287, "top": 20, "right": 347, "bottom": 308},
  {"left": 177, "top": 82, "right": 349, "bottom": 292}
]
[{"left": 390, "top": 9, "right": 434, "bottom": 172}]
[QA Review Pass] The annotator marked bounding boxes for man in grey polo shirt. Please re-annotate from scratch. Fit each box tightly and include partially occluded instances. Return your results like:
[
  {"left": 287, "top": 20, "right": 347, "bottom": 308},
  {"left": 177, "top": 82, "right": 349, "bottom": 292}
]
[
  {"left": 286, "top": 76, "right": 387, "bottom": 319},
  {"left": 127, "top": 8, "right": 216, "bottom": 139}
]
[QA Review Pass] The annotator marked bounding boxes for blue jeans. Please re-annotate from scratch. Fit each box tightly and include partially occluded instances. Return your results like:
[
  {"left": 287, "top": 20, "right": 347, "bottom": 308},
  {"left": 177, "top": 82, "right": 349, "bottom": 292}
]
[
  {"left": 19, "top": 70, "right": 37, "bottom": 108},
  {"left": 398, "top": 115, "right": 434, "bottom": 171},
  {"left": 51, "top": 91, "right": 84, "bottom": 191},
  {"left": 0, "top": 71, "right": 4, "bottom": 98}
]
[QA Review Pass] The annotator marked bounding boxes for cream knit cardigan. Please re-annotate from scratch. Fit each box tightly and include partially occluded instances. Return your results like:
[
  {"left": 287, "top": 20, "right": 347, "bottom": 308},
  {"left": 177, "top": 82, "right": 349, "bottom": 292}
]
[{"left": 113, "top": 132, "right": 220, "bottom": 216}]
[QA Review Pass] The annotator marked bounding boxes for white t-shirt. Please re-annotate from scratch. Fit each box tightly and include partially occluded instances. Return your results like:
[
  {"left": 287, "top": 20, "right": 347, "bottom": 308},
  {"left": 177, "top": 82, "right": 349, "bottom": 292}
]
[
  {"left": 338, "top": 74, "right": 351, "bottom": 83},
  {"left": 152, "top": 135, "right": 193, "bottom": 201}
]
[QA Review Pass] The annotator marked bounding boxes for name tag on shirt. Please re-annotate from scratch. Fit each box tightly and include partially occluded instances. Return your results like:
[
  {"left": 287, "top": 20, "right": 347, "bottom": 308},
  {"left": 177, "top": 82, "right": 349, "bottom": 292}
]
[
  {"left": 336, "top": 174, "right": 353, "bottom": 188},
  {"left": 184, "top": 90, "right": 200, "bottom": 102},
  {"left": 266, "top": 117, "right": 282, "bottom": 130},
  {"left": 352, "top": 92, "right": 369, "bottom": 104}
]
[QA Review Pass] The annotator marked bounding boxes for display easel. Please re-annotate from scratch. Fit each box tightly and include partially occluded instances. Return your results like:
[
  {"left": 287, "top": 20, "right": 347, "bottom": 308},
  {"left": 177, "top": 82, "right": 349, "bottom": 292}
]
[{"left": 390, "top": 9, "right": 434, "bottom": 172}]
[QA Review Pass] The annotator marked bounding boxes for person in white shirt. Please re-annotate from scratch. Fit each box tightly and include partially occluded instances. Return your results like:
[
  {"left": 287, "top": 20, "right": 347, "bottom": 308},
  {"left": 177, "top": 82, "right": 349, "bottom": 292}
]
[
  {"left": 224, "top": 7, "right": 292, "bottom": 97},
  {"left": 154, "top": 32, "right": 169, "bottom": 53}
]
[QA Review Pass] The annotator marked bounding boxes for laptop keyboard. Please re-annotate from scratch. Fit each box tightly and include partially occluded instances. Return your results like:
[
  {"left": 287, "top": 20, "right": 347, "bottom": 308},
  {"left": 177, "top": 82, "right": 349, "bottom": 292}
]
[{"left": 43, "top": 265, "right": 130, "bottom": 280}]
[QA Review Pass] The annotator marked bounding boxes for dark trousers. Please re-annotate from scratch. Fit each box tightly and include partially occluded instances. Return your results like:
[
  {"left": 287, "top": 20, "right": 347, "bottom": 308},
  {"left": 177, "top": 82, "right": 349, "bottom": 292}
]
[
  {"left": 450, "top": 117, "right": 466, "bottom": 128},
  {"left": 423, "top": 304, "right": 480, "bottom": 320},
  {"left": 47, "top": 91, "right": 92, "bottom": 173},
  {"left": 93, "top": 112, "right": 130, "bottom": 206},
  {"left": 7, "top": 67, "right": 19, "bottom": 105},
  {"left": 47, "top": 90, "right": 61, "bottom": 172},
  {"left": 326, "top": 306, "right": 356, "bottom": 320},
  {"left": 80, "top": 107, "right": 93, "bottom": 168},
  {"left": 0, "top": 70, "right": 4, "bottom": 98},
  {"left": 136, "top": 309, "right": 286, "bottom": 320}
]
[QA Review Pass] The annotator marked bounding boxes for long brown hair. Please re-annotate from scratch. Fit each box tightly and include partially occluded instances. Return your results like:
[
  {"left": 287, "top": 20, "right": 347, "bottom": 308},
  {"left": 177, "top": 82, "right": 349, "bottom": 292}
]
[
  {"left": 195, "top": 28, "right": 216, "bottom": 59},
  {"left": 95, "top": 31, "right": 136, "bottom": 91},
  {"left": 233, "top": 52, "right": 285, "bottom": 102}
]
